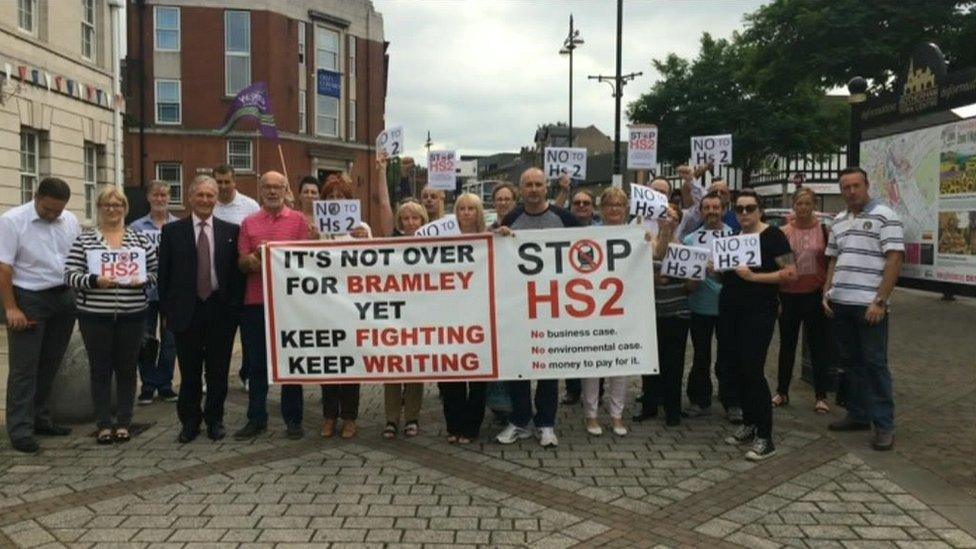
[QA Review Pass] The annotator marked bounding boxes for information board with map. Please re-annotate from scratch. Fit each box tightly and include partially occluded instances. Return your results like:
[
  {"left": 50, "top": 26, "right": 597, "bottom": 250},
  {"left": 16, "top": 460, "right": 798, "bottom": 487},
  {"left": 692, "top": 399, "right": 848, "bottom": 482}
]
[{"left": 861, "top": 117, "right": 976, "bottom": 286}]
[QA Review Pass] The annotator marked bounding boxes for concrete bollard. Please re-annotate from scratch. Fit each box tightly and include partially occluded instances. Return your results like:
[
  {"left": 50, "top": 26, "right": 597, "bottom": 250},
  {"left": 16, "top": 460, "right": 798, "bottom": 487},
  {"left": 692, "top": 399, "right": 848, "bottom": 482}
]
[{"left": 49, "top": 330, "right": 115, "bottom": 424}]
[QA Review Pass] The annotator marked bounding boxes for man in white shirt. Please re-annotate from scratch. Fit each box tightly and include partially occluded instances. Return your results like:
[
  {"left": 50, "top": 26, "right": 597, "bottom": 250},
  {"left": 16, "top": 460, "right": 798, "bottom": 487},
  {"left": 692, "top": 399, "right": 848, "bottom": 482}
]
[
  {"left": 0, "top": 178, "right": 81, "bottom": 453},
  {"left": 211, "top": 164, "right": 259, "bottom": 391},
  {"left": 212, "top": 164, "right": 260, "bottom": 226}
]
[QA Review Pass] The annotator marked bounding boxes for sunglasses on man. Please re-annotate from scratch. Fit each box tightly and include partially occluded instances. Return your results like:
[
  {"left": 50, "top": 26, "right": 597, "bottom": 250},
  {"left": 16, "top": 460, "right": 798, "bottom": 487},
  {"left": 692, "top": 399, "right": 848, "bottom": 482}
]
[{"left": 734, "top": 204, "right": 760, "bottom": 214}]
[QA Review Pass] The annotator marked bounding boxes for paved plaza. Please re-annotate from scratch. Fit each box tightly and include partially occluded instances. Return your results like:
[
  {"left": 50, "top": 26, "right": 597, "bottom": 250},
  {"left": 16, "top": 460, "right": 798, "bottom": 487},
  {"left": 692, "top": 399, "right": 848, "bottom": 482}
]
[{"left": 0, "top": 288, "right": 973, "bottom": 548}]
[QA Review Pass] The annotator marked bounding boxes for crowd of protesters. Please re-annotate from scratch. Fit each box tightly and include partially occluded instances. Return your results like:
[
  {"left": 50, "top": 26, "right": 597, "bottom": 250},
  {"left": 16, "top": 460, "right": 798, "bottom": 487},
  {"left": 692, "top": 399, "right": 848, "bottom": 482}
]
[{"left": 1, "top": 158, "right": 903, "bottom": 460}]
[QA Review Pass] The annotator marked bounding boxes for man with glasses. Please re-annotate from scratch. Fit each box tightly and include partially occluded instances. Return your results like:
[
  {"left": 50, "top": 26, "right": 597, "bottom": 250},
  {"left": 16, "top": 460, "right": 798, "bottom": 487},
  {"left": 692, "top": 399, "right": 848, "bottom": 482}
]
[
  {"left": 234, "top": 171, "right": 312, "bottom": 441},
  {"left": 1, "top": 178, "right": 81, "bottom": 453}
]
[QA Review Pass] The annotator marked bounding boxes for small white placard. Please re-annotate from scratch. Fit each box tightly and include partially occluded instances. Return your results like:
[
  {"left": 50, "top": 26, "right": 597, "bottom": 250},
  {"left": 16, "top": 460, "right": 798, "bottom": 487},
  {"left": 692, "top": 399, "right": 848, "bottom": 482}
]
[
  {"left": 313, "top": 200, "right": 362, "bottom": 235},
  {"left": 376, "top": 126, "right": 404, "bottom": 158},
  {"left": 415, "top": 214, "right": 461, "bottom": 237},
  {"left": 629, "top": 184, "right": 670, "bottom": 220},
  {"left": 427, "top": 150, "right": 458, "bottom": 191},
  {"left": 690, "top": 133, "right": 733, "bottom": 165},
  {"left": 712, "top": 233, "right": 761, "bottom": 272},
  {"left": 660, "top": 244, "right": 710, "bottom": 280},
  {"left": 628, "top": 125, "right": 658, "bottom": 169},
  {"left": 543, "top": 147, "right": 587, "bottom": 181},
  {"left": 86, "top": 248, "right": 148, "bottom": 284}
]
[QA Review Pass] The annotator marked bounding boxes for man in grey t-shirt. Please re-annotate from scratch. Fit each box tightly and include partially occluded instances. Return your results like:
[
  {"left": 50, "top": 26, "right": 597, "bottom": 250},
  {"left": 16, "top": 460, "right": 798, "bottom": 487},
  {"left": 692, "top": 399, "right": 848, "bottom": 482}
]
[{"left": 495, "top": 168, "right": 579, "bottom": 448}]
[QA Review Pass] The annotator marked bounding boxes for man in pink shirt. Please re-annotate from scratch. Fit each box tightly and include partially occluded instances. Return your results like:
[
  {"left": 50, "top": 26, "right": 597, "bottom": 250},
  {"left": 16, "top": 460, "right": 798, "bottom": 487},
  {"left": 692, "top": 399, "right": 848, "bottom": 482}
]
[{"left": 233, "top": 171, "right": 311, "bottom": 440}]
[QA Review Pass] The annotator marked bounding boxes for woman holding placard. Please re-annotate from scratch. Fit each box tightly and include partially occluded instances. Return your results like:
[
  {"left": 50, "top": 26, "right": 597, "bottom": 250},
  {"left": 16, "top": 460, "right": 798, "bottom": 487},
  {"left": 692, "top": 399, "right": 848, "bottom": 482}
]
[
  {"left": 381, "top": 201, "right": 429, "bottom": 439},
  {"left": 719, "top": 189, "right": 797, "bottom": 461},
  {"left": 296, "top": 175, "right": 321, "bottom": 238},
  {"left": 774, "top": 188, "right": 831, "bottom": 413},
  {"left": 317, "top": 173, "right": 372, "bottom": 439},
  {"left": 64, "top": 186, "right": 158, "bottom": 444},
  {"left": 438, "top": 193, "right": 488, "bottom": 444}
]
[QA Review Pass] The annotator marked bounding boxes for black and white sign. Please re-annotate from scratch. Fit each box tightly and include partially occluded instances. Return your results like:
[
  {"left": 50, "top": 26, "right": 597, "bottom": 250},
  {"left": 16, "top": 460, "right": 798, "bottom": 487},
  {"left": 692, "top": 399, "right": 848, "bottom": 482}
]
[
  {"left": 544, "top": 147, "right": 587, "bottom": 181},
  {"left": 314, "top": 200, "right": 361, "bottom": 235},
  {"left": 712, "top": 233, "right": 761, "bottom": 271},
  {"left": 415, "top": 214, "right": 461, "bottom": 237},
  {"left": 691, "top": 134, "right": 733, "bottom": 165},
  {"left": 428, "top": 150, "right": 458, "bottom": 191},
  {"left": 660, "top": 244, "right": 710, "bottom": 280},
  {"left": 629, "top": 184, "right": 669, "bottom": 220},
  {"left": 628, "top": 125, "right": 658, "bottom": 170},
  {"left": 376, "top": 126, "right": 404, "bottom": 158},
  {"left": 86, "top": 248, "right": 148, "bottom": 285}
]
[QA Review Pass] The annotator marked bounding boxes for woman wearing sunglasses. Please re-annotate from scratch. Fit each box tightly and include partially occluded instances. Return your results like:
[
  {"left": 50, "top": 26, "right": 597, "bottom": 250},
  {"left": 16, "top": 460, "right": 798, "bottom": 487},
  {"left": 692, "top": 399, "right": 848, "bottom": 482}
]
[{"left": 719, "top": 190, "right": 797, "bottom": 461}]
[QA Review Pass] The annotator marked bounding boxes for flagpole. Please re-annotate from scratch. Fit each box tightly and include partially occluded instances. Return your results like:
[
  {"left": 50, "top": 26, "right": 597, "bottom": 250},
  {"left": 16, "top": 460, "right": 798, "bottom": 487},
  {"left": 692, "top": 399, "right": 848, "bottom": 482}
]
[{"left": 277, "top": 143, "right": 288, "bottom": 181}]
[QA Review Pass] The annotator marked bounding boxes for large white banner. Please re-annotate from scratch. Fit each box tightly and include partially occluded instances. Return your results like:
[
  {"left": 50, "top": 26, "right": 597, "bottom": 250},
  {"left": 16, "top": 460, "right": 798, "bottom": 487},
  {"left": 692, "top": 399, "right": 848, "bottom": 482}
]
[{"left": 262, "top": 226, "right": 657, "bottom": 384}]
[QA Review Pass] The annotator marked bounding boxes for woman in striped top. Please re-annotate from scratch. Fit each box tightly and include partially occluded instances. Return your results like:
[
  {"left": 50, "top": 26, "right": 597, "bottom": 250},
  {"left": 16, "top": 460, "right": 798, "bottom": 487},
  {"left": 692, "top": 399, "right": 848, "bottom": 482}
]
[{"left": 64, "top": 186, "right": 158, "bottom": 444}]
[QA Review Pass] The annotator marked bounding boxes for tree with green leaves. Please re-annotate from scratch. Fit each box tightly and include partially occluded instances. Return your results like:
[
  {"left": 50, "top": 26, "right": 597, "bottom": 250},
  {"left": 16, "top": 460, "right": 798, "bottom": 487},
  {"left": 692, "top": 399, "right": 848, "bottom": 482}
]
[{"left": 627, "top": 34, "right": 847, "bottom": 184}]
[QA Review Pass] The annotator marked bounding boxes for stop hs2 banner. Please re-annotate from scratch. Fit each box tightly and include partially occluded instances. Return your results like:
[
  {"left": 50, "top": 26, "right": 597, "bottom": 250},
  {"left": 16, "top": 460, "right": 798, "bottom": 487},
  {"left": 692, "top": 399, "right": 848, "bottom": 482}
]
[{"left": 261, "top": 226, "right": 658, "bottom": 384}]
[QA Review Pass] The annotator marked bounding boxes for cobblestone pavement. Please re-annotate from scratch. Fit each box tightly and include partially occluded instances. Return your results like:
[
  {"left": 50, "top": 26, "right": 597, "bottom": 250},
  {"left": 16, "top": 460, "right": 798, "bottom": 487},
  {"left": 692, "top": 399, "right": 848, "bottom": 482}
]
[{"left": 0, "top": 288, "right": 973, "bottom": 547}]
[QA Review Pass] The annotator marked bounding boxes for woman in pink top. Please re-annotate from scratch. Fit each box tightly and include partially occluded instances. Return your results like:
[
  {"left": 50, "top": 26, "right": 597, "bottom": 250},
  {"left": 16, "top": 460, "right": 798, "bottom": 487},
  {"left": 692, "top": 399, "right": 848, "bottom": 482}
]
[{"left": 774, "top": 188, "right": 831, "bottom": 413}]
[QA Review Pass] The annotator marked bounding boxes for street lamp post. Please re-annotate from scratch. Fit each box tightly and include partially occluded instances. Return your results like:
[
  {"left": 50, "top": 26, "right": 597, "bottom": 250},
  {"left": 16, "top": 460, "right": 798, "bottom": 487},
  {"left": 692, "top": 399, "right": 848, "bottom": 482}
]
[
  {"left": 559, "top": 15, "right": 584, "bottom": 147},
  {"left": 588, "top": 71, "right": 642, "bottom": 185},
  {"left": 847, "top": 76, "right": 868, "bottom": 166}
]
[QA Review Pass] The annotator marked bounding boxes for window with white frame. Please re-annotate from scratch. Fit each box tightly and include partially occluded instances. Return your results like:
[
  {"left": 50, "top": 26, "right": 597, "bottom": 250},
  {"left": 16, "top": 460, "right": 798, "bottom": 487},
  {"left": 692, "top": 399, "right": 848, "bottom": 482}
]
[
  {"left": 298, "top": 23, "right": 306, "bottom": 66},
  {"left": 18, "top": 0, "right": 36, "bottom": 34},
  {"left": 227, "top": 139, "right": 252, "bottom": 172},
  {"left": 315, "top": 26, "right": 340, "bottom": 137},
  {"left": 20, "top": 129, "right": 38, "bottom": 205},
  {"left": 299, "top": 90, "right": 307, "bottom": 133},
  {"left": 154, "top": 6, "right": 180, "bottom": 51},
  {"left": 225, "top": 10, "right": 251, "bottom": 96},
  {"left": 82, "top": 0, "right": 96, "bottom": 61},
  {"left": 84, "top": 143, "right": 97, "bottom": 220},
  {"left": 155, "top": 79, "right": 181, "bottom": 124},
  {"left": 156, "top": 163, "right": 182, "bottom": 206}
]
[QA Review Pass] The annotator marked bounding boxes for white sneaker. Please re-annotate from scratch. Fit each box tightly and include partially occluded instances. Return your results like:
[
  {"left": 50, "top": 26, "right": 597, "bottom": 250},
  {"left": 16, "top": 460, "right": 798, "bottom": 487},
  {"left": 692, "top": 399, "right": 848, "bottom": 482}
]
[
  {"left": 612, "top": 425, "right": 628, "bottom": 437},
  {"left": 495, "top": 423, "right": 531, "bottom": 444},
  {"left": 585, "top": 423, "right": 603, "bottom": 436},
  {"left": 538, "top": 427, "right": 558, "bottom": 448}
]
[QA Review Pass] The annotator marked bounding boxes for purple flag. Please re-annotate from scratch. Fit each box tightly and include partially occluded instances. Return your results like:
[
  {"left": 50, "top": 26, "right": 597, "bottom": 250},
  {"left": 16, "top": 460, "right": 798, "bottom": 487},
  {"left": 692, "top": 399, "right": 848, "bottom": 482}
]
[{"left": 218, "top": 82, "right": 279, "bottom": 140}]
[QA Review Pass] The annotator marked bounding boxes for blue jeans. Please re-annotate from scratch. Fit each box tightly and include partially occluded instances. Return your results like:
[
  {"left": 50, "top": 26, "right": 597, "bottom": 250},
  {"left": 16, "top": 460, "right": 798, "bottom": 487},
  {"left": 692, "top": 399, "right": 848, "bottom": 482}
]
[
  {"left": 831, "top": 302, "right": 894, "bottom": 432},
  {"left": 240, "top": 305, "right": 303, "bottom": 427},
  {"left": 138, "top": 301, "right": 176, "bottom": 393},
  {"left": 506, "top": 380, "right": 558, "bottom": 428}
]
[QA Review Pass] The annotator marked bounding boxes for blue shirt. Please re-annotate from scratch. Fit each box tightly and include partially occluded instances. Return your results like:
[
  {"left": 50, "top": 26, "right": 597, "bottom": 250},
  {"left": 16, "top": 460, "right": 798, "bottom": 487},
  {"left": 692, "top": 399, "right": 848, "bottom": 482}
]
[
  {"left": 681, "top": 223, "right": 732, "bottom": 316},
  {"left": 130, "top": 213, "right": 178, "bottom": 301}
]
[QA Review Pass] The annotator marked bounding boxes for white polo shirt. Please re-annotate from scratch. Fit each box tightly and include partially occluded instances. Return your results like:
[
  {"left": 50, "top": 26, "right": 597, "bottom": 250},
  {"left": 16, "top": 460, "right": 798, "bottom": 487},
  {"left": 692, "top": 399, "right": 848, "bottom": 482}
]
[
  {"left": 213, "top": 191, "right": 260, "bottom": 226},
  {"left": 0, "top": 201, "right": 82, "bottom": 290},
  {"left": 826, "top": 199, "right": 905, "bottom": 306}
]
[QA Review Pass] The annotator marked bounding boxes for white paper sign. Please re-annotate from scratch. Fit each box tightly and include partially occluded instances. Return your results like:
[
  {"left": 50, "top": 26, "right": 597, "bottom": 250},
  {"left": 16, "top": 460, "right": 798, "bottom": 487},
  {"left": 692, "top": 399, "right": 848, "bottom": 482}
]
[
  {"left": 712, "top": 233, "right": 761, "bottom": 271},
  {"left": 628, "top": 125, "right": 658, "bottom": 169},
  {"left": 691, "top": 134, "right": 733, "bottom": 166},
  {"left": 86, "top": 248, "right": 148, "bottom": 284},
  {"left": 427, "top": 150, "right": 457, "bottom": 191},
  {"left": 262, "top": 226, "right": 657, "bottom": 384},
  {"left": 629, "top": 184, "right": 670, "bottom": 220},
  {"left": 313, "top": 200, "right": 361, "bottom": 235},
  {"left": 544, "top": 147, "right": 587, "bottom": 180},
  {"left": 415, "top": 214, "right": 461, "bottom": 237},
  {"left": 686, "top": 226, "right": 736, "bottom": 250},
  {"left": 660, "top": 244, "right": 710, "bottom": 280},
  {"left": 376, "top": 126, "right": 404, "bottom": 158}
]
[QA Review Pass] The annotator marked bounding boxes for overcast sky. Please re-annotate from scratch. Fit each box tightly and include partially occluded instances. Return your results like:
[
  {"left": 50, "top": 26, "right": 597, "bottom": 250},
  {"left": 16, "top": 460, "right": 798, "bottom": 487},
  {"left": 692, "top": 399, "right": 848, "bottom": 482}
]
[{"left": 374, "top": 0, "right": 767, "bottom": 164}]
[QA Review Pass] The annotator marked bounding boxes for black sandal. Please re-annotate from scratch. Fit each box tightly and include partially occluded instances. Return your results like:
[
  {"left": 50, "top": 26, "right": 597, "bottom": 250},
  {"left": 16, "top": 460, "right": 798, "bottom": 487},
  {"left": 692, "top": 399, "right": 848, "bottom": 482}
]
[
  {"left": 96, "top": 429, "right": 113, "bottom": 445},
  {"left": 403, "top": 421, "right": 419, "bottom": 437},
  {"left": 382, "top": 422, "right": 397, "bottom": 439},
  {"left": 114, "top": 428, "right": 131, "bottom": 443}
]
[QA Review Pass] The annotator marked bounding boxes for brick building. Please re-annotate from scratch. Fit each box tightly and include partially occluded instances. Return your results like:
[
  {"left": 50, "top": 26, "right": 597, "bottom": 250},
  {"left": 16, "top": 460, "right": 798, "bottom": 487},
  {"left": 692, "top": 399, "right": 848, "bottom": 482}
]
[
  {"left": 124, "top": 0, "right": 388, "bottom": 224},
  {"left": 0, "top": 0, "right": 123, "bottom": 221}
]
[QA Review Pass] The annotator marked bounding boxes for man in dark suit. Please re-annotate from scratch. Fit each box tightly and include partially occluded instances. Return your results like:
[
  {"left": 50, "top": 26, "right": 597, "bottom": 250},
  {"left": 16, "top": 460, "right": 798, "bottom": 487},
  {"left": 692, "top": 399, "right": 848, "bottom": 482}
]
[{"left": 158, "top": 175, "right": 244, "bottom": 442}]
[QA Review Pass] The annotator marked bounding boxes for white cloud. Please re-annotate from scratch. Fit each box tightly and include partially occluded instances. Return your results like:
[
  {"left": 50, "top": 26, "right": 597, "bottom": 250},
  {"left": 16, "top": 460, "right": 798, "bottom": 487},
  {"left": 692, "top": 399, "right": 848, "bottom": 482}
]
[{"left": 374, "top": 0, "right": 767, "bottom": 163}]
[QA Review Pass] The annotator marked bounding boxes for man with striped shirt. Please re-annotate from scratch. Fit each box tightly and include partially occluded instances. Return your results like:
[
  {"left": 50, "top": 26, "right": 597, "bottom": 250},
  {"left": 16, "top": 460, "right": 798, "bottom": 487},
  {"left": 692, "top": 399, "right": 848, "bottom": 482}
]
[{"left": 823, "top": 166, "right": 904, "bottom": 451}]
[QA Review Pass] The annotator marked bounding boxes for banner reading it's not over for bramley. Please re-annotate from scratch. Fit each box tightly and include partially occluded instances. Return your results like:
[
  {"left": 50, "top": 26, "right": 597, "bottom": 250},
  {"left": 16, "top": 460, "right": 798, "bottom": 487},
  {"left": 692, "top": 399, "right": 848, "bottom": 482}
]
[{"left": 262, "top": 226, "right": 658, "bottom": 384}]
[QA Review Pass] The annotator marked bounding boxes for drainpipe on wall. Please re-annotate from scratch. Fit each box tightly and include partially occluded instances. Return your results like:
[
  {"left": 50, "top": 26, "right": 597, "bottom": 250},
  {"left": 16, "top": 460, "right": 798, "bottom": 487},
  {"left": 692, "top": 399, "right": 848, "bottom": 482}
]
[{"left": 108, "top": 0, "right": 124, "bottom": 187}]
